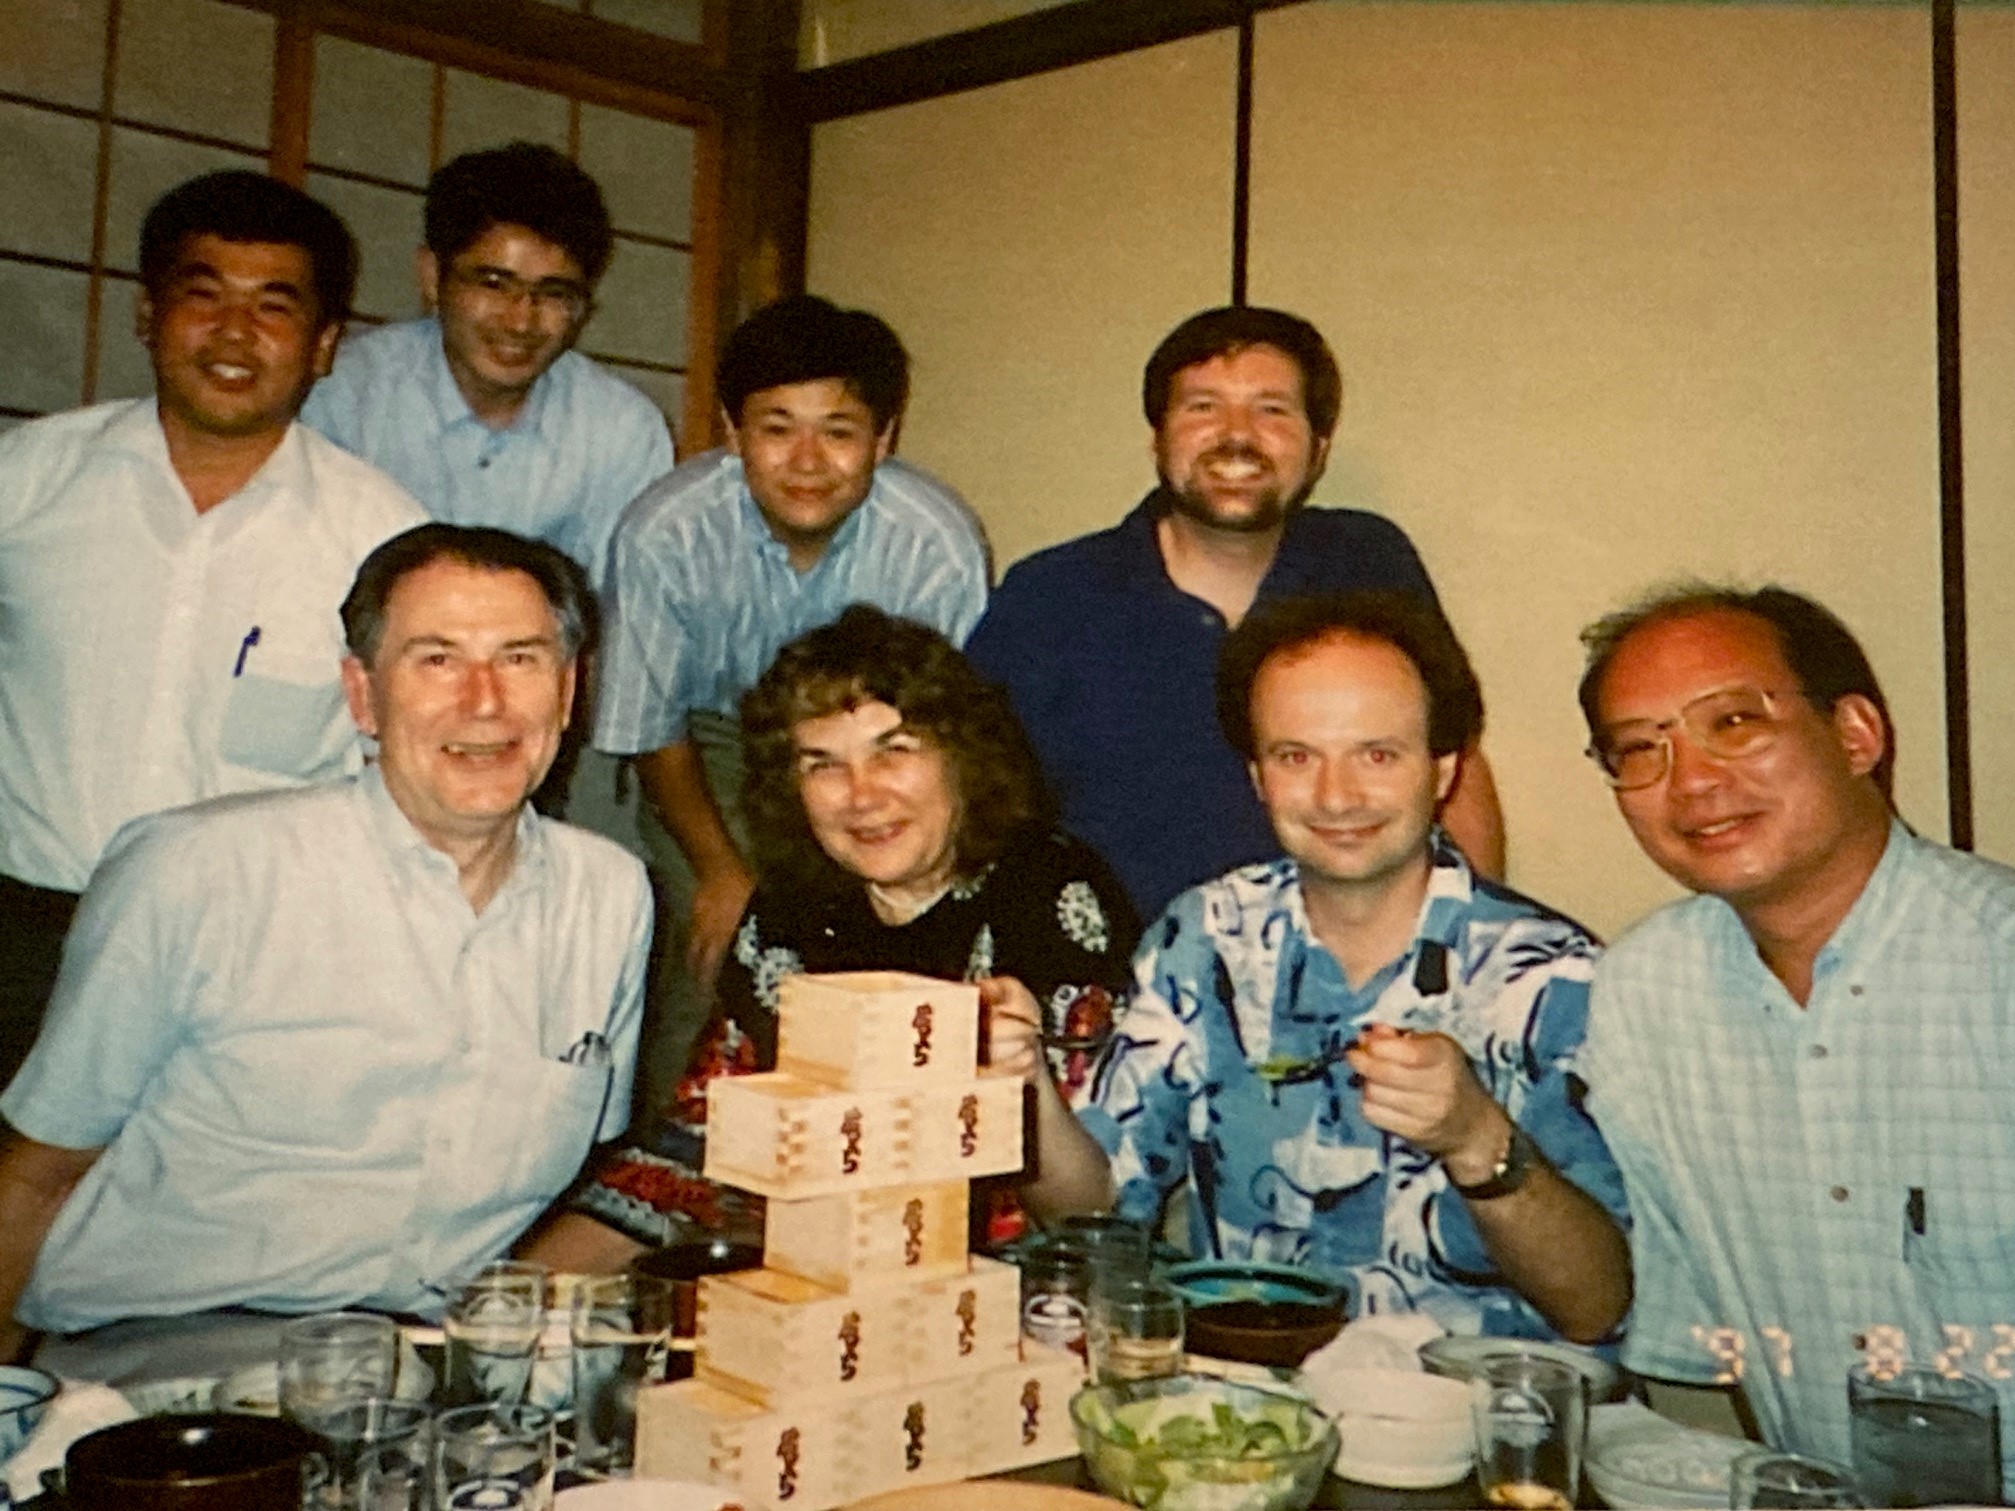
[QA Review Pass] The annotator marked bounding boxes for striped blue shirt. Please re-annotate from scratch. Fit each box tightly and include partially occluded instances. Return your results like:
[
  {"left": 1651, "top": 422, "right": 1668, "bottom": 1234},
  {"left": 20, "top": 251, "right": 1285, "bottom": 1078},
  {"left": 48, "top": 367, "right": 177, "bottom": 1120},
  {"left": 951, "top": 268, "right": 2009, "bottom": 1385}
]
[
  {"left": 592, "top": 449, "right": 989, "bottom": 753},
  {"left": 300, "top": 318, "right": 673, "bottom": 588},
  {"left": 1081, "top": 835, "right": 1625, "bottom": 1339},
  {"left": 1584, "top": 821, "right": 2015, "bottom": 1485}
]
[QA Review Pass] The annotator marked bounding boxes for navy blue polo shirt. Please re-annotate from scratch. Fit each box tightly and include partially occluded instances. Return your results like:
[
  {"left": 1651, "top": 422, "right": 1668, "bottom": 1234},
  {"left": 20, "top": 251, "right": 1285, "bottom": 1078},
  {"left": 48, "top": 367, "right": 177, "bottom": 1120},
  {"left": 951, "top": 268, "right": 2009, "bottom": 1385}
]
[{"left": 966, "top": 493, "right": 1439, "bottom": 920}]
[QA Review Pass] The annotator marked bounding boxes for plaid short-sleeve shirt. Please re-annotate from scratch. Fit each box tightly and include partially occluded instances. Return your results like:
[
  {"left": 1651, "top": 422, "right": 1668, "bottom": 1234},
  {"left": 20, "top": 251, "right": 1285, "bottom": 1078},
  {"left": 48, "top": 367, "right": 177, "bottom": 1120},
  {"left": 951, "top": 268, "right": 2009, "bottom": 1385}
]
[{"left": 1584, "top": 822, "right": 2015, "bottom": 1484}]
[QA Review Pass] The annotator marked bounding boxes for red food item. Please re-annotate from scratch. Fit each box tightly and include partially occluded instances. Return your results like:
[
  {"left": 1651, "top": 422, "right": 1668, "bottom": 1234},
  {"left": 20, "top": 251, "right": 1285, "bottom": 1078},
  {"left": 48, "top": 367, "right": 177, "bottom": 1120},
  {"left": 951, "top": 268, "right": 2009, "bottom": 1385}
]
[
  {"left": 1062, "top": 985, "right": 1115, "bottom": 1042},
  {"left": 601, "top": 1161, "right": 726, "bottom": 1226},
  {"left": 670, "top": 1019, "right": 761, "bottom": 1125}
]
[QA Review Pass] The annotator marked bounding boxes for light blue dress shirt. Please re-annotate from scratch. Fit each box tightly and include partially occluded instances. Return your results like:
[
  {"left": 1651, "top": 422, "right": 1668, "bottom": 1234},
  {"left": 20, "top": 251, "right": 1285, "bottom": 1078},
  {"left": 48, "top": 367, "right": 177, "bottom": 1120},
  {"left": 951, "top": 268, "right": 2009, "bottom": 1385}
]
[
  {"left": 300, "top": 318, "right": 674, "bottom": 587},
  {"left": 1081, "top": 834, "right": 1626, "bottom": 1340},
  {"left": 592, "top": 448, "right": 990, "bottom": 754},
  {"left": 1584, "top": 821, "right": 2015, "bottom": 1487},
  {"left": 1, "top": 768, "right": 651, "bottom": 1329}
]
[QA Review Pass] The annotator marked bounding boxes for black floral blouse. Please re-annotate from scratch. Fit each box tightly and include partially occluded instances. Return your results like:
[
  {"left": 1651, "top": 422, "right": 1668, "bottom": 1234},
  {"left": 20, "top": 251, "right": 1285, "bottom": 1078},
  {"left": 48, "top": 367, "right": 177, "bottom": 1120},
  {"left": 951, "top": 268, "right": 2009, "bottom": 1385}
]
[{"left": 567, "top": 826, "right": 1140, "bottom": 1250}]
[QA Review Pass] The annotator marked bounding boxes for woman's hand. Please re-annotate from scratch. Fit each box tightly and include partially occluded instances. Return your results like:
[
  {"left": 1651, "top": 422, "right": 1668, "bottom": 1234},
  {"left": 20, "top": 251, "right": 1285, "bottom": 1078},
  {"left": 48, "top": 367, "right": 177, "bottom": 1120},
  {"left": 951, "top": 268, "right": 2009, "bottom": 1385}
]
[{"left": 977, "top": 976, "right": 1045, "bottom": 1084}]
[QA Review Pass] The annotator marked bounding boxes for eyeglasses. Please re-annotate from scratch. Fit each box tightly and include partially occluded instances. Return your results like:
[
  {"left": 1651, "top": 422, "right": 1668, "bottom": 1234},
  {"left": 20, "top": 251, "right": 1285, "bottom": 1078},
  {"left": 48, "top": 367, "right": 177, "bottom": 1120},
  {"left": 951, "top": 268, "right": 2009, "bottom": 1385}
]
[
  {"left": 449, "top": 266, "right": 589, "bottom": 320},
  {"left": 1587, "top": 686, "right": 1813, "bottom": 790}
]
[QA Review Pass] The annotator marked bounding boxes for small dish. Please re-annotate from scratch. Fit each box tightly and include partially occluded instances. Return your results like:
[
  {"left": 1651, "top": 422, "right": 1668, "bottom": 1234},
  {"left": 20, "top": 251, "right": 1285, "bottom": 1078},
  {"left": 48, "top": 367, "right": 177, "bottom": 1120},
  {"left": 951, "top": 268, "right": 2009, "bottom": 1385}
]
[
  {"left": 1313, "top": 1366, "right": 1472, "bottom": 1489},
  {"left": 1586, "top": 1400, "right": 1749, "bottom": 1510},
  {"left": 0, "top": 1365, "right": 59, "bottom": 1464},
  {"left": 1185, "top": 1299, "right": 1345, "bottom": 1369},
  {"left": 118, "top": 1376, "right": 221, "bottom": 1417},
  {"left": 1163, "top": 1260, "right": 1349, "bottom": 1313}
]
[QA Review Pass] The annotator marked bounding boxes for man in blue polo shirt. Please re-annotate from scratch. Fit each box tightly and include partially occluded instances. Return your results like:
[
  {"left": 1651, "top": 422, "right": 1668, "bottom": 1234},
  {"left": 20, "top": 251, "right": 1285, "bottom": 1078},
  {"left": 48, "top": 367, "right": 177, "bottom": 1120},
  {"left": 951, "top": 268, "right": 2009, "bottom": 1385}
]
[
  {"left": 967, "top": 306, "right": 1503, "bottom": 921},
  {"left": 301, "top": 141, "right": 674, "bottom": 587}
]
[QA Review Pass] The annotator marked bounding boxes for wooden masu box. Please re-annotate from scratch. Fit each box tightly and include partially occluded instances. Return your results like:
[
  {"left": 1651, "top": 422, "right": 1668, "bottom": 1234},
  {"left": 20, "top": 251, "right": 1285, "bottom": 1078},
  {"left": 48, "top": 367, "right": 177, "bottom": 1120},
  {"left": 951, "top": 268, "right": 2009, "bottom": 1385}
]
[{"left": 636, "top": 972, "right": 1087, "bottom": 1508}]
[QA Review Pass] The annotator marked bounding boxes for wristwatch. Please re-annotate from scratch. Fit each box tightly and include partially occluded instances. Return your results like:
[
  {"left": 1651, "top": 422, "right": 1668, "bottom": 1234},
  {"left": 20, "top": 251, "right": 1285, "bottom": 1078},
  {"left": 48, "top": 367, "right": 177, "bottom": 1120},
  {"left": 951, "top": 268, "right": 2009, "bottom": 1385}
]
[{"left": 1448, "top": 1123, "right": 1540, "bottom": 1201}]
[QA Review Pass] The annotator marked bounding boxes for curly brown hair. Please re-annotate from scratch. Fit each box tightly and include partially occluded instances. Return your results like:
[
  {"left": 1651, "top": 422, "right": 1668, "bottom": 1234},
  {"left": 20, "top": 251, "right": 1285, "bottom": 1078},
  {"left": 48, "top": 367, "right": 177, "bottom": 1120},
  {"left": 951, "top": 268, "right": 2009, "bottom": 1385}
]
[{"left": 739, "top": 605, "right": 1050, "bottom": 897}]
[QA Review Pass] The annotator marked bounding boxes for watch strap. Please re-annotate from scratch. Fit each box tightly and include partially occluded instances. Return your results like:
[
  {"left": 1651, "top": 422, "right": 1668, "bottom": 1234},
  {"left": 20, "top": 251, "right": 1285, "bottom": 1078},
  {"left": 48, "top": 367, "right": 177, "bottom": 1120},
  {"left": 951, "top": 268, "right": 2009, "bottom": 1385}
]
[{"left": 1449, "top": 1123, "right": 1539, "bottom": 1201}]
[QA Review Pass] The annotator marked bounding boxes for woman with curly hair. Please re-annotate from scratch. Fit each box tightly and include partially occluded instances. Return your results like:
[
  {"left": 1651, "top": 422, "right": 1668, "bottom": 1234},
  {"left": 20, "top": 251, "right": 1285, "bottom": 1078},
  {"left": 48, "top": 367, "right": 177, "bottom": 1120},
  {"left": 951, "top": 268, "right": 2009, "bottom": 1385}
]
[{"left": 522, "top": 606, "right": 1137, "bottom": 1270}]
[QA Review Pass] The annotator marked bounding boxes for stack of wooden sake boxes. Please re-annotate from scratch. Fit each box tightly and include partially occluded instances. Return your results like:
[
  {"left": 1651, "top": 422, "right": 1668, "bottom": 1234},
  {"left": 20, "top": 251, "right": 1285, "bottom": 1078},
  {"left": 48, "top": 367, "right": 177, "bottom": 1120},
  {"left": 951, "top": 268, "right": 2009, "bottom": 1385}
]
[{"left": 635, "top": 971, "right": 1086, "bottom": 1507}]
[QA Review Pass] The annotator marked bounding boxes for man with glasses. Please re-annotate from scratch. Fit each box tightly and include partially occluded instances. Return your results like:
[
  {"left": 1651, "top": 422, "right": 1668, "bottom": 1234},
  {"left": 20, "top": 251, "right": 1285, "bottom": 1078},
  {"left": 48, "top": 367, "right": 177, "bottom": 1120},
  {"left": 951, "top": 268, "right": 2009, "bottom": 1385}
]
[
  {"left": 1575, "top": 584, "right": 2015, "bottom": 1484},
  {"left": 303, "top": 140, "right": 673, "bottom": 589},
  {"left": 304, "top": 141, "right": 674, "bottom": 853}
]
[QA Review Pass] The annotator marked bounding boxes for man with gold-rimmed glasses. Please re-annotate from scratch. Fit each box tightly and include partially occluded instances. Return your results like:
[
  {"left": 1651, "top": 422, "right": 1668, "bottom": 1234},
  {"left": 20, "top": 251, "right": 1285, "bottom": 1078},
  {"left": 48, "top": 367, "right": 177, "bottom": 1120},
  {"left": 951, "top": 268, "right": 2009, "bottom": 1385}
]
[{"left": 1573, "top": 583, "right": 2015, "bottom": 1491}]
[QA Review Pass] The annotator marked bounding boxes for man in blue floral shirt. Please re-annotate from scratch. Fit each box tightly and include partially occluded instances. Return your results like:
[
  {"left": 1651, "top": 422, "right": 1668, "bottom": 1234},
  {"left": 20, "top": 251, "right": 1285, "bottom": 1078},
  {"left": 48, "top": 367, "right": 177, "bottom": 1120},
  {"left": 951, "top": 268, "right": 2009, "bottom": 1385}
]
[{"left": 1042, "top": 592, "right": 1630, "bottom": 1342}]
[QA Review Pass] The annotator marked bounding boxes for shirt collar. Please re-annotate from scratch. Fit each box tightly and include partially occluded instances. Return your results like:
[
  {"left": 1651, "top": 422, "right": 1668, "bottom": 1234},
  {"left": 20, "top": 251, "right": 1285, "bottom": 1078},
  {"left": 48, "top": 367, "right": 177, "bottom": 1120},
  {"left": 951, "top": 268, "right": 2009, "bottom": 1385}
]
[
  {"left": 1810, "top": 816, "right": 1915, "bottom": 978},
  {"left": 1279, "top": 829, "right": 1473, "bottom": 1013},
  {"left": 1109, "top": 488, "right": 1309, "bottom": 600},
  {"left": 1697, "top": 816, "right": 1913, "bottom": 998},
  {"left": 738, "top": 458, "right": 873, "bottom": 570},
  {"left": 418, "top": 316, "right": 559, "bottom": 445},
  {"left": 353, "top": 762, "right": 548, "bottom": 908},
  {"left": 115, "top": 403, "right": 312, "bottom": 533}
]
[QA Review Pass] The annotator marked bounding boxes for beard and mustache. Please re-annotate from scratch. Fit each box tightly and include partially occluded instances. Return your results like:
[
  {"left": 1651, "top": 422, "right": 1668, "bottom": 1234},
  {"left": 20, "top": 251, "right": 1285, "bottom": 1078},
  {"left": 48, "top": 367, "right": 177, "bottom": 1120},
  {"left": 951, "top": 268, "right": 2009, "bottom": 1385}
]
[{"left": 1159, "top": 438, "right": 1323, "bottom": 533}]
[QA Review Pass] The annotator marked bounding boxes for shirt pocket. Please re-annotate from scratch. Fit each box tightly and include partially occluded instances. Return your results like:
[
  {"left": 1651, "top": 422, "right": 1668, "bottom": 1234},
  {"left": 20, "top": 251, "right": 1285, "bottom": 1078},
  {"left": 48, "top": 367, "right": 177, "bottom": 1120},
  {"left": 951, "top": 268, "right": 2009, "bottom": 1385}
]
[
  {"left": 219, "top": 653, "right": 349, "bottom": 779},
  {"left": 1902, "top": 1181, "right": 2015, "bottom": 1297},
  {"left": 486, "top": 1053, "right": 615, "bottom": 1205}
]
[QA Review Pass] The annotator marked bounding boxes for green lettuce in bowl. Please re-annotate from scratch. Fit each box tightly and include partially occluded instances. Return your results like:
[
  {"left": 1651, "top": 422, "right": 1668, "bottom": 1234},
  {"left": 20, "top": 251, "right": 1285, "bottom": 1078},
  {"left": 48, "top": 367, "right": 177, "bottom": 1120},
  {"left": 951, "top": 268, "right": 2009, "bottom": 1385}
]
[{"left": 1070, "top": 1373, "right": 1339, "bottom": 1511}]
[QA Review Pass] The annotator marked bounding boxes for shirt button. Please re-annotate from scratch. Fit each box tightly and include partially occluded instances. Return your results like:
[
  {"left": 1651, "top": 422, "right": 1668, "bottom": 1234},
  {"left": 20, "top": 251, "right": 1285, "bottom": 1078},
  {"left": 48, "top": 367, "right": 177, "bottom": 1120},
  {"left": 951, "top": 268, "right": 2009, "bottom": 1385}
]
[
  {"left": 1852, "top": 1332, "right": 1868, "bottom": 1350},
  {"left": 1849, "top": 984, "right": 1864, "bottom": 996},
  {"left": 1809, "top": 1044, "right": 1829, "bottom": 1060},
  {"left": 1831, "top": 1185, "right": 1851, "bottom": 1203}
]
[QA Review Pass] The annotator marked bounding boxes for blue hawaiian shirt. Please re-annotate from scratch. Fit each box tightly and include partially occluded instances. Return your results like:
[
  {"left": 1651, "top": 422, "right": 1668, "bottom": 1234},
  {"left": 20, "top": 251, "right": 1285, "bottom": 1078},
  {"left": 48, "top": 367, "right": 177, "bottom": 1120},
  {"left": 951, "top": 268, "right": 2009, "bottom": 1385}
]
[{"left": 1079, "top": 833, "right": 1628, "bottom": 1339}]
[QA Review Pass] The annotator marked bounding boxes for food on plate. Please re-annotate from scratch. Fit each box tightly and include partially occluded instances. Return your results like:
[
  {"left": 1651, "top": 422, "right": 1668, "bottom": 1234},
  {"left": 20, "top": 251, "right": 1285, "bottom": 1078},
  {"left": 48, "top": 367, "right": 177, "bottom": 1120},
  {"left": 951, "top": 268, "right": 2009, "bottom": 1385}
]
[{"left": 1072, "top": 1374, "right": 1337, "bottom": 1511}]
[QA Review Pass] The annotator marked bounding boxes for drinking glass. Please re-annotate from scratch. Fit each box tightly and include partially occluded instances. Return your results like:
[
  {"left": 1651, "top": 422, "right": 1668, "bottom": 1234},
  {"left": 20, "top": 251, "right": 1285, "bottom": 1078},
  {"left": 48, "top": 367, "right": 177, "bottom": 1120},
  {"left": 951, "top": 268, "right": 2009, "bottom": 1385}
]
[
  {"left": 299, "top": 1399, "right": 430, "bottom": 1511},
  {"left": 1087, "top": 1277, "right": 1185, "bottom": 1385},
  {"left": 1471, "top": 1352, "right": 1586, "bottom": 1510},
  {"left": 1019, "top": 1237, "right": 1095, "bottom": 1358},
  {"left": 569, "top": 1274, "right": 676, "bottom": 1478},
  {"left": 431, "top": 1403, "right": 555, "bottom": 1510},
  {"left": 1060, "top": 1215, "right": 1155, "bottom": 1289},
  {"left": 440, "top": 1262, "right": 546, "bottom": 1409},
  {"left": 355, "top": 1434, "right": 430, "bottom": 1511},
  {"left": 1729, "top": 1448, "right": 1866, "bottom": 1508},
  {"left": 1848, "top": 1363, "right": 2001, "bottom": 1508},
  {"left": 281, "top": 1313, "right": 399, "bottom": 1432}
]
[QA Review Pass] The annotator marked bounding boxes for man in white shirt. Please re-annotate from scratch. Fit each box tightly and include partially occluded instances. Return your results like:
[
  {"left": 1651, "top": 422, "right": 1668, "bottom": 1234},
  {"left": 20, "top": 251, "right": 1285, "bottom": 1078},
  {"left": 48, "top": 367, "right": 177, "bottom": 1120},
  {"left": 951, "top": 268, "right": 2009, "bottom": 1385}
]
[
  {"left": 0, "top": 170, "right": 424, "bottom": 1088},
  {"left": 0, "top": 525, "right": 650, "bottom": 1375}
]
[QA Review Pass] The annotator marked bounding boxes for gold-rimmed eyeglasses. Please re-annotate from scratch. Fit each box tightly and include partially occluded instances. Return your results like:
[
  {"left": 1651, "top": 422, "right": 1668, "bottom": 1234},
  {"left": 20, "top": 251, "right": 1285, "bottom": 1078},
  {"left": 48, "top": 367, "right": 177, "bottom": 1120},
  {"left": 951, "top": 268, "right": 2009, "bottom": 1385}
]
[
  {"left": 449, "top": 266, "right": 589, "bottom": 320},
  {"left": 1587, "top": 686, "right": 1814, "bottom": 791}
]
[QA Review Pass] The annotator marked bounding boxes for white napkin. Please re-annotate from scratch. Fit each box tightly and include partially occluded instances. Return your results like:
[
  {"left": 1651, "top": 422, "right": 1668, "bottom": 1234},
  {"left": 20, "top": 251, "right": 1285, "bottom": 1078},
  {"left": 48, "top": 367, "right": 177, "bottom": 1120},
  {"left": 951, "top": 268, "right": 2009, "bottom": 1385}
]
[
  {"left": 1298, "top": 1309, "right": 1445, "bottom": 1392},
  {"left": 4, "top": 1380, "right": 136, "bottom": 1500}
]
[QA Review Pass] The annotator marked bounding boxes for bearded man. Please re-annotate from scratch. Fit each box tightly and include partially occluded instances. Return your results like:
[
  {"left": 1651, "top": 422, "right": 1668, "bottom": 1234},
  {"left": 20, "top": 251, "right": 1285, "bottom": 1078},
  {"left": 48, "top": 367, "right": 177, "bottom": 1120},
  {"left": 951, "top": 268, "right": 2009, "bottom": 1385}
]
[{"left": 968, "top": 306, "right": 1503, "bottom": 919}]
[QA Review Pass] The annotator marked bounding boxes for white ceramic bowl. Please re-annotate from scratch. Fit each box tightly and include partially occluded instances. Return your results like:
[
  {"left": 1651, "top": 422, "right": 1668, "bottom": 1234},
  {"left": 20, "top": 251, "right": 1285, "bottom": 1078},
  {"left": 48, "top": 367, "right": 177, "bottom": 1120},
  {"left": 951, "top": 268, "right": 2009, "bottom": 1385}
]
[{"left": 1306, "top": 1366, "right": 1473, "bottom": 1489}]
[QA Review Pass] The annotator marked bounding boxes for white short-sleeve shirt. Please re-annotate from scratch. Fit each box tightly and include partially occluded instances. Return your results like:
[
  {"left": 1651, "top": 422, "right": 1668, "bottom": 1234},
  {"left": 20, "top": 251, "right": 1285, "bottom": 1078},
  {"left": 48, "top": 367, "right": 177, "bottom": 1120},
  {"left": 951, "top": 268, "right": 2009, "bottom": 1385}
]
[
  {"left": 0, "top": 400, "right": 426, "bottom": 891},
  {"left": 1, "top": 769, "right": 652, "bottom": 1329}
]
